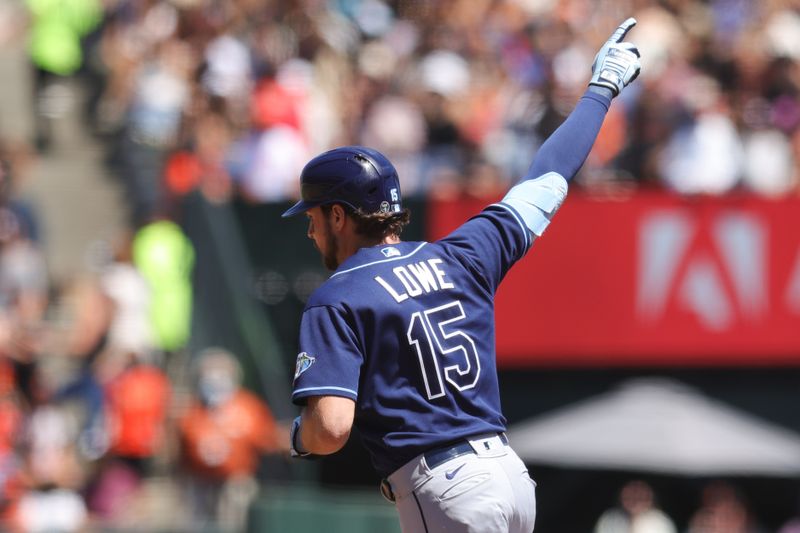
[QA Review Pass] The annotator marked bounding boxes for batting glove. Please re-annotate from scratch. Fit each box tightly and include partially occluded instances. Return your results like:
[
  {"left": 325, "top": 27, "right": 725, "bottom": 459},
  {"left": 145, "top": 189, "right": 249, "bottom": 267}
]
[{"left": 589, "top": 17, "right": 641, "bottom": 97}]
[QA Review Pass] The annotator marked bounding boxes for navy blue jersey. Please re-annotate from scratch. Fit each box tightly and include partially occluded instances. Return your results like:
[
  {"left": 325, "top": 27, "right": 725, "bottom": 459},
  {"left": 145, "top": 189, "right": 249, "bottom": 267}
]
[
  {"left": 291, "top": 89, "right": 613, "bottom": 477},
  {"left": 292, "top": 202, "right": 531, "bottom": 477}
]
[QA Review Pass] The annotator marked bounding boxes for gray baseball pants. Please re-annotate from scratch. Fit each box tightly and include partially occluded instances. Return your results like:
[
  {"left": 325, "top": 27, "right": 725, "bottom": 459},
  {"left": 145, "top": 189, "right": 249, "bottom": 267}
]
[{"left": 382, "top": 434, "right": 537, "bottom": 532}]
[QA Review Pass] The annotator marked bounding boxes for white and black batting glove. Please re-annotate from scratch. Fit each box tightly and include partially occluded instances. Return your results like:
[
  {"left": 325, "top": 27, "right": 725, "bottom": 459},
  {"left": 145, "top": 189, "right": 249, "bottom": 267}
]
[{"left": 589, "top": 17, "right": 641, "bottom": 97}]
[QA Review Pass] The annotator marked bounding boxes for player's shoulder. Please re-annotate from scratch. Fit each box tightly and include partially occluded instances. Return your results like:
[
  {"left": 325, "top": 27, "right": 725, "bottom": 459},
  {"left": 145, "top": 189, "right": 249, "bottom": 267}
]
[
  {"left": 305, "top": 241, "right": 432, "bottom": 307},
  {"left": 435, "top": 203, "right": 527, "bottom": 245}
]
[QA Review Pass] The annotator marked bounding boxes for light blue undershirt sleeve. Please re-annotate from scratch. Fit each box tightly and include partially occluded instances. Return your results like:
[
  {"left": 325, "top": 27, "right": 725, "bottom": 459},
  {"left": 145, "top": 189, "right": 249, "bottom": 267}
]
[{"left": 501, "top": 88, "right": 612, "bottom": 236}]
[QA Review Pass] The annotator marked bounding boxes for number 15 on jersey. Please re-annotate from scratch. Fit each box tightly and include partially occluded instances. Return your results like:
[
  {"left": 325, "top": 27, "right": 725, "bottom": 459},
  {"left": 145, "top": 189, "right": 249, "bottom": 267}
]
[{"left": 407, "top": 301, "right": 481, "bottom": 400}]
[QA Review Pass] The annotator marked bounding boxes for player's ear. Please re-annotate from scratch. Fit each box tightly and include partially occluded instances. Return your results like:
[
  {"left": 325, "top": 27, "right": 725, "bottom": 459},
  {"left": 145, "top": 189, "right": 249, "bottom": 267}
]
[{"left": 330, "top": 204, "right": 347, "bottom": 231}]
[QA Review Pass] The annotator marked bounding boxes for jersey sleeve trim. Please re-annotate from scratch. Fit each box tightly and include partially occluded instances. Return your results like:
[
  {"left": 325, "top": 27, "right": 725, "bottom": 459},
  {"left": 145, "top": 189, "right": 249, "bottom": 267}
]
[
  {"left": 489, "top": 202, "right": 532, "bottom": 252},
  {"left": 292, "top": 385, "right": 358, "bottom": 400},
  {"left": 330, "top": 242, "right": 428, "bottom": 278}
]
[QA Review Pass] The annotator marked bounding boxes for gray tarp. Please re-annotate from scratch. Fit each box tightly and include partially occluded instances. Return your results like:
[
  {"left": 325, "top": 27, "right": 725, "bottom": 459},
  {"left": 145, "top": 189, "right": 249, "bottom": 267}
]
[{"left": 507, "top": 378, "right": 800, "bottom": 476}]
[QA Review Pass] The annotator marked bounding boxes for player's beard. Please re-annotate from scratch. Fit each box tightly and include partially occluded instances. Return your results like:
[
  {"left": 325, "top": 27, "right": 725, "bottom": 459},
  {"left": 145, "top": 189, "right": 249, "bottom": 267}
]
[{"left": 322, "top": 216, "right": 340, "bottom": 270}]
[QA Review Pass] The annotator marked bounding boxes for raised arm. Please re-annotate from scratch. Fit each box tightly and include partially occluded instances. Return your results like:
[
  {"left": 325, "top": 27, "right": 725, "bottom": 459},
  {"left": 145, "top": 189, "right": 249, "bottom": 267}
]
[{"left": 502, "top": 17, "right": 642, "bottom": 237}]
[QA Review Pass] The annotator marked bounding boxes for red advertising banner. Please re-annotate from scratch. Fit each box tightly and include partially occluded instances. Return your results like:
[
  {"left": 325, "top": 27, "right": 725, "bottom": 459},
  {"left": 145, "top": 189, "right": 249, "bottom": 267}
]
[{"left": 427, "top": 192, "right": 800, "bottom": 367}]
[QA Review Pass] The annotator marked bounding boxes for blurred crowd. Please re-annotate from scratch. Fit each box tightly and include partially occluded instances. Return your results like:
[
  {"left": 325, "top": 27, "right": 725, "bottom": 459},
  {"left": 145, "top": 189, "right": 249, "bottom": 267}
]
[
  {"left": 0, "top": 153, "right": 287, "bottom": 529},
  {"left": 24, "top": 0, "right": 800, "bottom": 228},
  {"left": 595, "top": 479, "right": 800, "bottom": 533},
  {"left": 0, "top": 224, "right": 287, "bottom": 530},
  {"left": 2, "top": 0, "right": 800, "bottom": 531}
]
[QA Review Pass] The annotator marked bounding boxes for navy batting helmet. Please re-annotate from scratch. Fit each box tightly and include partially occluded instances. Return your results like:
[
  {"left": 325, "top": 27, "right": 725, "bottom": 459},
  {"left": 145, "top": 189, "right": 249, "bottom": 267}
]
[{"left": 282, "top": 146, "right": 402, "bottom": 218}]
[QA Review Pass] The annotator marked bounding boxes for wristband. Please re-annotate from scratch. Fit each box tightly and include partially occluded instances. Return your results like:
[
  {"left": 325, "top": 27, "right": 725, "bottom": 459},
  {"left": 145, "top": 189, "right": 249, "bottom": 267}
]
[{"left": 290, "top": 415, "right": 311, "bottom": 457}]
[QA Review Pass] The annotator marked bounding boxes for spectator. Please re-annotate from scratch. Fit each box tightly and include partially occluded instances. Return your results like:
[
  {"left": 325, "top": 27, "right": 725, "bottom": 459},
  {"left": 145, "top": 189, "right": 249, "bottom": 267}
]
[
  {"left": 687, "top": 482, "right": 765, "bottom": 533},
  {"left": 119, "top": 38, "right": 194, "bottom": 225},
  {"left": 132, "top": 219, "right": 194, "bottom": 355},
  {"left": 9, "top": 364, "right": 90, "bottom": 533},
  {"left": 163, "top": 109, "right": 235, "bottom": 207},
  {"left": 24, "top": 0, "right": 102, "bottom": 152},
  {"left": 658, "top": 75, "right": 743, "bottom": 195},
  {"left": 88, "top": 350, "right": 170, "bottom": 521},
  {"left": 0, "top": 355, "right": 23, "bottom": 516},
  {"left": 230, "top": 75, "right": 309, "bottom": 203},
  {"left": 0, "top": 147, "right": 38, "bottom": 244},
  {"left": 54, "top": 278, "right": 113, "bottom": 462},
  {"left": 0, "top": 207, "right": 47, "bottom": 333},
  {"left": 104, "top": 352, "right": 170, "bottom": 463},
  {"left": 99, "top": 232, "right": 154, "bottom": 367},
  {"left": 594, "top": 480, "right": 677, "bottom": 533},
  {"left": 179, "top": 347, "right": 286, "bottom": 531}
]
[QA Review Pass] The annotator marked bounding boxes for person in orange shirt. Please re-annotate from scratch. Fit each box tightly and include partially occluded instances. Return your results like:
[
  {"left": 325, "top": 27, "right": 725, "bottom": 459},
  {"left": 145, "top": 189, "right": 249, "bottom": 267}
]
[
  {"left": 83, "top": 351, "right": 171, "bottom": 521},
  {"left": 0, "top": 355, "right": 24, "bottom": 526},
  {"left": 179, "top": 347, "right": 286, "bottom": 530},
  {"left": 106, "top": 356, "right": 171, "bottom": 462}
]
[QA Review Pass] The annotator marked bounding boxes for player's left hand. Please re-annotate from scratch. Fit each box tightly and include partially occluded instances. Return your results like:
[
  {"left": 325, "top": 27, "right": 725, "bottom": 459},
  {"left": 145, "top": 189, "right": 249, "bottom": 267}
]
[{"left": 589, "top": 17, "right": 641, "bottom": 97}]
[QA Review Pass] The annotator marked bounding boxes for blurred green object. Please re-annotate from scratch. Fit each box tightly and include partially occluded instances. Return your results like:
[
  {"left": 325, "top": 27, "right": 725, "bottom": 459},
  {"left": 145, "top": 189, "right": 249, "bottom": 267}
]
[
  {"left": 249, "top": 485, "right": 401, "bottom": 533},
  {"left": 26, "top": 0, "right": 102, "bottom": 75},
  {"left": 133, "top": 219, "right": 195, "bottom": 352}
]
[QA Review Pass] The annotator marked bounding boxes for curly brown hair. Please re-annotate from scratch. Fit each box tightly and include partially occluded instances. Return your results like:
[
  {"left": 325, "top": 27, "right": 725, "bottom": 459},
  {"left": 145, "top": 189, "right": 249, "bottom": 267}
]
[{"left": 322, "top": 204, "right": 411, "bottom": 241}]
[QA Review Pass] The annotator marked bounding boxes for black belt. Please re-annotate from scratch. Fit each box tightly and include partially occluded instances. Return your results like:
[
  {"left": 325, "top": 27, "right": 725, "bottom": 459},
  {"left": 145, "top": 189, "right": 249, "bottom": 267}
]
[
  {"left": 423, "top": 432, "right": 509, "bottom": 470},
  {"left": 380, "top": 433, "right": 509, "bottom": 503}
]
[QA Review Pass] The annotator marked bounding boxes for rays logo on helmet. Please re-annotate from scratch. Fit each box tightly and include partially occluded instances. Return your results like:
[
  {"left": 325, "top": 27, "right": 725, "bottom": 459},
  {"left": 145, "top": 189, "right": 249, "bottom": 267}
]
[
  {"left": 381, "top": 247, "right": 401, "bottom": 258},
  {"left": 294, "top": 352, "right": 316, "bottom": 382}
]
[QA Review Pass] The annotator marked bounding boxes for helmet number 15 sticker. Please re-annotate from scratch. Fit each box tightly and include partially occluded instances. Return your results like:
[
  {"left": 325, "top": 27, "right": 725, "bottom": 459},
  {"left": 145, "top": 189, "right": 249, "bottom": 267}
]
[{"left": 407, "top": 301, "right": 481, "bottom": 400}]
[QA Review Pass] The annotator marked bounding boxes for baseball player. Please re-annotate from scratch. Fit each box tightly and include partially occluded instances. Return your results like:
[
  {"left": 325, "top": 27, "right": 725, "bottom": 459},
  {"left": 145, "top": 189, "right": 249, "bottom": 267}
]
[{"left": 284, "top": 18, "right": 641, "bottom": 533}]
